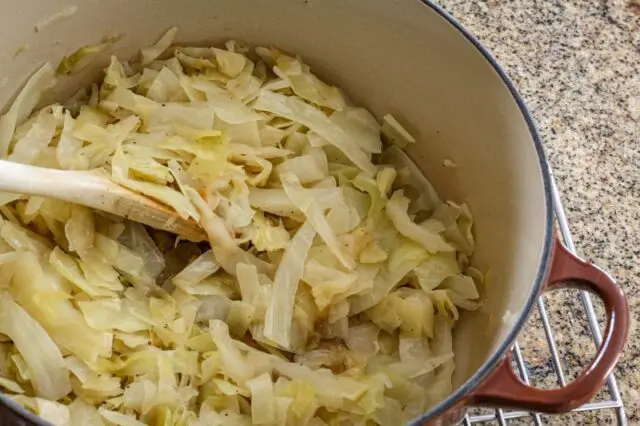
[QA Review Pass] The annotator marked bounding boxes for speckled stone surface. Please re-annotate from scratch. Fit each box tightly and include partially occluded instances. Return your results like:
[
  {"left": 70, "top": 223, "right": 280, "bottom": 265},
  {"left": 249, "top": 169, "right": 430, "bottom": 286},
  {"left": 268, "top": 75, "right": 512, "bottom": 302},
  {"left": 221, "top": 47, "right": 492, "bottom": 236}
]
[{"left": 430, "top": 0, "right": 639, "bottom": 424}]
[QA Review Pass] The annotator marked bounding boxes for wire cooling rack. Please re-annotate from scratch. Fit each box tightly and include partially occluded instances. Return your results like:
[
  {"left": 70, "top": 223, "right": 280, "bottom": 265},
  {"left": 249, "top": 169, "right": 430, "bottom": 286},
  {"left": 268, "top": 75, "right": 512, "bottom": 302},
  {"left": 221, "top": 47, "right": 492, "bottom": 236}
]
[{"left": 463, "top": 173, "right": 627, "bottom": 425}]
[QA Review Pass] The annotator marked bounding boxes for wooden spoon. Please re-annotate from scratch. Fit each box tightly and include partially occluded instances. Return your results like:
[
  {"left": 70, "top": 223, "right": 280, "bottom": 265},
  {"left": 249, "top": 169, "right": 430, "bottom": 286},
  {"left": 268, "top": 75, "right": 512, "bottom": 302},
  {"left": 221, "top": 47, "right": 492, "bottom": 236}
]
[{"left": 0, "top": 160, "right": 206, "bottom": 242}]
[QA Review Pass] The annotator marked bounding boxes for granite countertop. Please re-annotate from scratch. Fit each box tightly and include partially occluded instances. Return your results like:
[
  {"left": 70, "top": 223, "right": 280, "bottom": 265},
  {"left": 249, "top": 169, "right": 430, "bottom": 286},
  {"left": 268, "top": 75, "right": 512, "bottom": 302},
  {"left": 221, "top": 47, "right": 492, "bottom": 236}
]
[{"left": 432, "top": 0, "right": 639, "bottom": 424}]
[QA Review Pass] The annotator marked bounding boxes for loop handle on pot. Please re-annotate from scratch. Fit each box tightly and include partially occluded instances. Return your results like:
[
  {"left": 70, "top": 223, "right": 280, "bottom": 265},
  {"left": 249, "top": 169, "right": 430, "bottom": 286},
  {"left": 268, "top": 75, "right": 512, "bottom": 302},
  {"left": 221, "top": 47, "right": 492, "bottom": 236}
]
[{"left": 471, "top": 237, "right": 629, "bottom": 413}]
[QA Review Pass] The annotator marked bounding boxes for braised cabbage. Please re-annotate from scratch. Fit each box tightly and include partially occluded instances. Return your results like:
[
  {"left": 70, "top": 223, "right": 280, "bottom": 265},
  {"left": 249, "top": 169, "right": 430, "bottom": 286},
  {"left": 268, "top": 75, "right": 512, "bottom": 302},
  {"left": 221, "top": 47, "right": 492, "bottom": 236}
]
[{"left": 0, "top": 28, "right": 481, "bottom": 425}]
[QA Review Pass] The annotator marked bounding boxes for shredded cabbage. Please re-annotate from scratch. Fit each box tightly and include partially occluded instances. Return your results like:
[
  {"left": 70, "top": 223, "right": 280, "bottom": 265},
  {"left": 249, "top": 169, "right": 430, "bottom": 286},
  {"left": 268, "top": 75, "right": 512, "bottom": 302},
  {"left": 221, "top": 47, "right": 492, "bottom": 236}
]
[
  {"left": 56, "top": 43, "right": 111, "bottom": 76},
  {"left": 253, "top": 91, "right": 377, "bottom": 175},
  {"left": 281, "top": 172, "right": 355, "bottom": 270},
  {"left": 381, "top": 114, "right": 416, "bottom": 148},
  {"left": 264, "top": 221, "right": 317, "bottom": 348},
  {"left": 141, "top": 27, "right": 178, "bottom": 65},
  {"left": 386, "top": 190, "right": 454, "bottom": 253},
  {"left": 0, "top": 293, "right": 70, "bottom": 400},
  {"left": 0, "top": 31, "right": 482, "bottom": 425},
  {"left": 0, "top": 63, "right": 56, "bottom": 158}
]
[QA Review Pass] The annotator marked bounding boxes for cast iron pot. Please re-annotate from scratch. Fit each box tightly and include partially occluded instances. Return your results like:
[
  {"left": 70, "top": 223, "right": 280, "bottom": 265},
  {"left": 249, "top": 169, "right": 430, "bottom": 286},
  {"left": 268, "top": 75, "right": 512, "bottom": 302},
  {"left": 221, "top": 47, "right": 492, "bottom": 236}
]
[{"left": 0, "top": 0, "right": 629, "bottom": 424}]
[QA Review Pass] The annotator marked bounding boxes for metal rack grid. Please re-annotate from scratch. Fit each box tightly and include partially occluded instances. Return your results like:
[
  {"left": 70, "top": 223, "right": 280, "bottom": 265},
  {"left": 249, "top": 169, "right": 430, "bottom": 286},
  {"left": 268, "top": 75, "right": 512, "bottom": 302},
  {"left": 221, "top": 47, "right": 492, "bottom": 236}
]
[{"left": 463, "top": 173, "right": 627, "bottom": 425}]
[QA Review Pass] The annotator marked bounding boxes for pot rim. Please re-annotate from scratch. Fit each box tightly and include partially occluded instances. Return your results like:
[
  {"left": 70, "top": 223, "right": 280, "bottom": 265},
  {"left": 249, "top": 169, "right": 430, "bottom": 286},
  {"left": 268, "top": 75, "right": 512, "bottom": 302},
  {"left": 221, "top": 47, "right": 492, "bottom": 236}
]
[
  {"left": 0, "top": 1, "right": 555, "bottom": 425},
  {"left": 409, "top": 0, "right": 555, "bottom": 424}
]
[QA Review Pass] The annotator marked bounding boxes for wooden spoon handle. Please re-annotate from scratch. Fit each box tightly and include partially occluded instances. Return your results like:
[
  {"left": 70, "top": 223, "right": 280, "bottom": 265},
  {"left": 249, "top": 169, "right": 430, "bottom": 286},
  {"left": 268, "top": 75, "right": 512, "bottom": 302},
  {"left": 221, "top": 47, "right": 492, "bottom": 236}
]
[{"left": 0, "top": 160, "right": 206, "bottom": 242}]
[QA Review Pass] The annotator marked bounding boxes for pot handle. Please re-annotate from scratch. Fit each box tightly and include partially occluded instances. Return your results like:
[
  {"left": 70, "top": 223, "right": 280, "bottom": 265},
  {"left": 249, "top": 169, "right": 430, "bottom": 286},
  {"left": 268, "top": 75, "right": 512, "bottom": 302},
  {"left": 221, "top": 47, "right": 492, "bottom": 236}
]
[{"left": 471, "top": 237, "right": 629, "bottom": 413}]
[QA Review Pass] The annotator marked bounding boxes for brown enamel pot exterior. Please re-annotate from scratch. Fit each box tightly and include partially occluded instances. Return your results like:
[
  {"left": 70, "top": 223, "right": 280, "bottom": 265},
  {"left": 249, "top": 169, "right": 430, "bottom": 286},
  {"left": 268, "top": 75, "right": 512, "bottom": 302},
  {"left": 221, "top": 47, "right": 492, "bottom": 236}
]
[
  {"left": 415, "top": 237, "right": 629, "bottom": 425},
  {"left": 0, "top": 0, "right": 629, "bottom": 425}
]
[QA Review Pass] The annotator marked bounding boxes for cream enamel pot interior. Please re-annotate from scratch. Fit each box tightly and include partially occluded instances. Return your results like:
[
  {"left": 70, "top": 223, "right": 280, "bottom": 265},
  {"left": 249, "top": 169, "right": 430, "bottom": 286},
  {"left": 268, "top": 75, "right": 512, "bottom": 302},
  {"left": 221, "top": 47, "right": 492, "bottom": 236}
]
[{"left": 0, "top": 0, "right": 629, "bottom": 425}]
